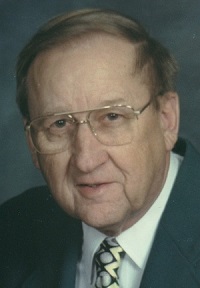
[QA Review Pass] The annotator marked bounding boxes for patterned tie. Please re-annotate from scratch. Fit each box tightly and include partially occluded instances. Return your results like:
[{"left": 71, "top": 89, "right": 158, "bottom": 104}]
[{"left": 94, "top": 237, "right": 125, "bottom": 288}]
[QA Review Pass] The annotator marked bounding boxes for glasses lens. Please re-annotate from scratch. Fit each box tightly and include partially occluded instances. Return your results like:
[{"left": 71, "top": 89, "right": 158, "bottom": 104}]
[
  {"left": 89, "top": 106, "right": 135, "bottom": 146},
  {"left": 30, "top": 114, "right": 75, "bottom": 154}
]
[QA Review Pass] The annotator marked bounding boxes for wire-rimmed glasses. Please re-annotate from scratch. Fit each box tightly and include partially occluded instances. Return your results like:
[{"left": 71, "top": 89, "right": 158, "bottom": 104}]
[{"left": 25, "top": 100, "right": 151, "bottom": 154}]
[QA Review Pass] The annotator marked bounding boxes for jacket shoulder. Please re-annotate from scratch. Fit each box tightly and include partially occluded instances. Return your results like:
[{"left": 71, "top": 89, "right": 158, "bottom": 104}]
[{"left": 0, "top": 186, "right": 81, "bottom": 287}]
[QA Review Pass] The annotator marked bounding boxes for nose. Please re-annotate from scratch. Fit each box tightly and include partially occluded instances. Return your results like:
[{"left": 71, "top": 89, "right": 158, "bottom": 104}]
[{"left": 71, "top": 122, "right": 108, "bottom": 173}]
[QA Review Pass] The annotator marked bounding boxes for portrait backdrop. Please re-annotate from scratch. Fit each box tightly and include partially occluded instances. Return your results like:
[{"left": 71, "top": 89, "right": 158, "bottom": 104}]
[{"left": 0, "top": 0, "right": 200, "bottom": 204}]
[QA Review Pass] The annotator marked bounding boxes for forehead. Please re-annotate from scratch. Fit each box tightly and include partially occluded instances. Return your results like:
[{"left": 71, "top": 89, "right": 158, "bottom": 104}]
[
  {"left": 27, "top": 34, "right": 149, "bottom": 117},
  {"left": 29, "top": 34, "right": 137, "bottom": 78}
]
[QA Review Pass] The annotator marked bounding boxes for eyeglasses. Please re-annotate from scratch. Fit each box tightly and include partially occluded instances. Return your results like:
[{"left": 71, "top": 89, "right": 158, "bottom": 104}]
[{"left": 25, "top": 100, "right": 151, "bottom": 154}]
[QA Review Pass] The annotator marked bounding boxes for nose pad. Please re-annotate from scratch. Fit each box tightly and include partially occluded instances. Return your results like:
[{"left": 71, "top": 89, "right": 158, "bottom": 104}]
[
  {"left": 77, "top": 119, "right": 97, "bottom": 138},
  {"left": 78, "top": 119, "right": 88, "bottom": 125}
]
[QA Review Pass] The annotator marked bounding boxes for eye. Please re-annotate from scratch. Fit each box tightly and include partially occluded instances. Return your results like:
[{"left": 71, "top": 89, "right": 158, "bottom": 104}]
[
  {"left": 106, "top": 113, "right": 121, "bottom": 121},
  {"left": 98, "top": 110, "right": 126, "bottom": 127},
  {"left": 48, "top": 115, "right": 75, "bottom": 135},
  {"left": 51, "top": 114, "right": 75, "bottom": 129},
  {"left": 93, "top": 106, "right": 135, "bottom": 129},
  {"left": 54, "top": 119, "right": 68, "bottom": 128}
]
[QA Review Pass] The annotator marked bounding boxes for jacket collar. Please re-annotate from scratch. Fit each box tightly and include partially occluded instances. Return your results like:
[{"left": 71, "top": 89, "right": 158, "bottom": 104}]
[{"left": 141, "top": 139, "right": 200, "bottom": 287}]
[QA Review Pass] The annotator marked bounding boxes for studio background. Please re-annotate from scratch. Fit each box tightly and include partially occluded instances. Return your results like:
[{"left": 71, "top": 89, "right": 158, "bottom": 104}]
[{"left": 1, "top": 0, "right": 199, "bottom": 204}]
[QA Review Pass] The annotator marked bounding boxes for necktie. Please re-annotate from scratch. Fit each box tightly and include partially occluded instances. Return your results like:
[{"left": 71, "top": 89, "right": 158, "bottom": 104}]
[{"left": 94, "top": 237, "right": 125, "bottom": 288}]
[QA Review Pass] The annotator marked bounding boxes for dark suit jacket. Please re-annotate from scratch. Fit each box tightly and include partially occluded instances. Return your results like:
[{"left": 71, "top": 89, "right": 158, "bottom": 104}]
[{"left": 1, "top": 139, "right": 200, "bottom": 287}]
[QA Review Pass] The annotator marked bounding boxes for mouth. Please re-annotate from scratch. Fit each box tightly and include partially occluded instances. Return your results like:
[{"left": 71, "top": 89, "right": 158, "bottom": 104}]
[
  {"left": 78, "top": 183, "right": 101, "bottom": 188},
  {"left": 76, "top": 182, "right": 111, "bottom": 198}
]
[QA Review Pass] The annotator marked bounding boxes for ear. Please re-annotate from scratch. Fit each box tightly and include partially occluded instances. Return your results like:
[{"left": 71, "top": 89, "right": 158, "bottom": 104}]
[
  {"left": 23, "top": 118, "right": 40, "bottom": 170},
  {"left": 159, "top": 92, "right": 179, "bottom": 151}
]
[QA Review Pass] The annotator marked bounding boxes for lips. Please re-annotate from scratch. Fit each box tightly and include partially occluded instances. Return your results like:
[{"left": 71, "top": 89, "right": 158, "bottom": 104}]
[
  {"left": 78, "top": 183, "right": 101, "bottom": 188},
  {"left": 76, "top": 182, "right": 112, "bottom": 198}
]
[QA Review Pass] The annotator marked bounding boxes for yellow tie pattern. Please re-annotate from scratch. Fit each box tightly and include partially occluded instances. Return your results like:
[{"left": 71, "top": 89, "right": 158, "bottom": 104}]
[{"left": 94, "top": 238, "right": 125, "bottom": 288}]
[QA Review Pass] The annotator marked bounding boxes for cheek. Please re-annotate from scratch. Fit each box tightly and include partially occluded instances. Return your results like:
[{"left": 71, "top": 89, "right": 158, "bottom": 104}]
[
  {"left": 37, "top": 153, "right": 70, "bottom": 189},
  {"left": 109, "top": 145, "right": 147, "bottom": 204},
  {"left": 118, "top": 127, "right": 166, "bottom": 209},
  {"left": 37, "top": 153, "right": 78, "bottom": 213},
  {"left": 121, "top": 154, "right": 155, "bottom": 213}
]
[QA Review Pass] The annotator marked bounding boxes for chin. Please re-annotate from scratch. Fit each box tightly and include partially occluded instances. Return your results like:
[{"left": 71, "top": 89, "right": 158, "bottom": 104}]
[{"left": 82, "top": 215, "right": 122, "bottom": 236}]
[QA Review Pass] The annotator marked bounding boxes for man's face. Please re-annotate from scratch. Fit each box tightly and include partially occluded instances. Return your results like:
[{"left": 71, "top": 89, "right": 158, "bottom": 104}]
[{"left": 27, "top": 34, "right": 179, "bottom": 236}]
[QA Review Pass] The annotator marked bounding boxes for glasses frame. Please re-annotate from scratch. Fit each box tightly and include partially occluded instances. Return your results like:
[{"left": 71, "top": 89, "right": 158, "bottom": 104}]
[{"left": 25, "top": 99, "right": 151, "bottom": 154}]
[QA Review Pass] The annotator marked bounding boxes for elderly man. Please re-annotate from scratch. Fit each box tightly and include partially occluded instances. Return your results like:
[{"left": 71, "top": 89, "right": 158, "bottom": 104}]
[{"left": 1, "top": 8, "right": 200, "bottom": 288}]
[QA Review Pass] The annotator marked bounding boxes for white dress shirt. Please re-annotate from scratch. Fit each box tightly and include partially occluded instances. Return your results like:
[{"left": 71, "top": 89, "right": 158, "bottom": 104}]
[{"left": 75, "top": 152, "right": 183, "bottom": 288}]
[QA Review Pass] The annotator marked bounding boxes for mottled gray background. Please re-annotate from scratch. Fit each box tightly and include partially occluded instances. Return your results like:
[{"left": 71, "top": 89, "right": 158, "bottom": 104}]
[{"left": 1, "top": 0, "right": 200, "bottom": 204}]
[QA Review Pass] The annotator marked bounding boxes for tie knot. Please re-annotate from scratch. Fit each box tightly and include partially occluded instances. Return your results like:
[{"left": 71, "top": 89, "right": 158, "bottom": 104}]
[{"left": 94, "top": 238, "right": 125, "bottom": 288}]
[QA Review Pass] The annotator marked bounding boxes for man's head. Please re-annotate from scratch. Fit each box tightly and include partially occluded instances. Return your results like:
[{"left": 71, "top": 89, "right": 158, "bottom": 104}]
[{"left": 16, "top": 9, "right": 179, "bottom": 236}]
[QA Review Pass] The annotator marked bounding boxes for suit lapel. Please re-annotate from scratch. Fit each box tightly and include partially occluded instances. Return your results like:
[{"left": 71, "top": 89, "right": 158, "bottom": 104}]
[
  {"left": 140, "top": 224, "right": 200, "bottom": 287},
  {"left": 140, "top": 141, "right": 200, "bottom": 287},
  {"left": 22, "top": 213, "right": 83, "bottom": 288},
  {"left": 59, "top": 221, "right": 83, "bottom": 288}
]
